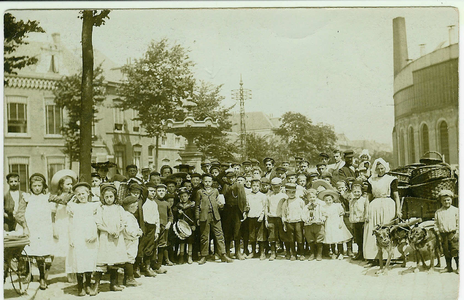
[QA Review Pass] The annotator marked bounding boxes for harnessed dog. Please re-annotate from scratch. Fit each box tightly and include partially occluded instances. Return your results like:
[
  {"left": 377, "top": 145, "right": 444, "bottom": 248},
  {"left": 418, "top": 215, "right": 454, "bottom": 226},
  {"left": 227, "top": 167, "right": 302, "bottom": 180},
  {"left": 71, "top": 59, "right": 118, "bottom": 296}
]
[
  {"left": 372, "top": 218, "right": 421, "bottom": 275},
  {"left": 408, "top": 222, "right": 442, "bottom": 273}
]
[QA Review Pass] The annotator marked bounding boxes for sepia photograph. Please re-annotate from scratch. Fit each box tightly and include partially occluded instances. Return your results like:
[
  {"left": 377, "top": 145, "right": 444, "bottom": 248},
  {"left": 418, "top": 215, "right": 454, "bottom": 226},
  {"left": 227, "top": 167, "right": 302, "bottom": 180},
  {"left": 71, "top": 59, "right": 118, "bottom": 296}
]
[{"left": 2, "top": 2, "right": 461, "bottom": 300}]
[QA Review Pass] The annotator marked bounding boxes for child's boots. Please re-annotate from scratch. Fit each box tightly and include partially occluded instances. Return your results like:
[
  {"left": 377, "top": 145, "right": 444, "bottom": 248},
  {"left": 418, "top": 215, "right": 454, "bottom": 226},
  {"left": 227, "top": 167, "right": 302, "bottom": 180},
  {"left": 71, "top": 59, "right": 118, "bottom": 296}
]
[
  {"left": 316, "top": 244, "right": 323, "bottom": 261},
  {"left": 90, "top": 272, "right": 101, "bottom": 296},
  {"left": 346, "top": 241, "right": 354, "bottom": 257},
  {"left": 76, "top": 273, "right": 86, "bottom": 297},
  {"left": 110, "top": 268, "right": 124, "bottom": 291},
  {"left": 124, "top": 263, "right": 141, "bottom": 287},
  {"left": 188, "top": 255, "right": 193, "bottom": 264},
  {"left": 308, "top": 243, "right": 316, "bottom": 261}
]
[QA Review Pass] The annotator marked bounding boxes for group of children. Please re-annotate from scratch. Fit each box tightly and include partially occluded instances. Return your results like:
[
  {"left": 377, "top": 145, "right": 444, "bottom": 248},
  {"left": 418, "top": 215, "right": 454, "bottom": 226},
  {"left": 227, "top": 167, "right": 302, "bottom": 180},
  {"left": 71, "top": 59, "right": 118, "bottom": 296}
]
[{"left": 3, "top": 153, "right": 459, "bottom": 296}]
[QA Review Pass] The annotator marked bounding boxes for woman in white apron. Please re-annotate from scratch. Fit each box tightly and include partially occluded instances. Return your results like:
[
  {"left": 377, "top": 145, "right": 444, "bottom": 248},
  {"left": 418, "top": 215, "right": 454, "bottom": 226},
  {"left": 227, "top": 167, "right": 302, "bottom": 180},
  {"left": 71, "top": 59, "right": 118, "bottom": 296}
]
[{"left": 363, "top": 158, "right": 402, "bottom": 263}]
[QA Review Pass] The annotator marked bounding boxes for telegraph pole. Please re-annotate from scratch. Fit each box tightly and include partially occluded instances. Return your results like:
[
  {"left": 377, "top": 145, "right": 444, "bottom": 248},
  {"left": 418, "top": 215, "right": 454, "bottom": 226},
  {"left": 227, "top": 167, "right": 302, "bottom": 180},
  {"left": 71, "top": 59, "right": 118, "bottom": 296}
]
[{"left": 231, "top": 75, "right": 252, "bottom": 160}]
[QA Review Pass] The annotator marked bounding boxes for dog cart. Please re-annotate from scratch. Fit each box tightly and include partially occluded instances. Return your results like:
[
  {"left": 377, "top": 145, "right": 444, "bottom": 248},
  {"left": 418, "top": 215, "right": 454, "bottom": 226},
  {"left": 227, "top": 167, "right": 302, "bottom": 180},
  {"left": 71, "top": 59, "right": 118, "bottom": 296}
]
[
  {"left": 389, "top": 151, "right": 458, "bottom": 220},
  {"left": 4, "top": 234, "right": 32, "bottom": 295}
]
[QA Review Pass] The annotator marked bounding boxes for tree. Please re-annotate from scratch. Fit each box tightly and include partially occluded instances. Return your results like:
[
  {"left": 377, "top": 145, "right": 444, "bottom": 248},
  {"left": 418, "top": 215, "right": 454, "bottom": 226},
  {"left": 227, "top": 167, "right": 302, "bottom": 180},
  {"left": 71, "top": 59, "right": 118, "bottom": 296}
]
[
  {"left": 117, "top": 38, "right": 196, "bottom": 169},
  {"left": 4, "top": 12, "right": 45, "bottom": 75},
  {"left": 192, "top": 81, "right": 237, "bottom": 161},
  {"left": 79, "top": 9, "right": 110, "bottom": 182},
  {"left": 53, "top": 66, "right": 106, "bottom": 168},
  {"left": 273, "top": 112, "right": 337, "bottom": 164}
]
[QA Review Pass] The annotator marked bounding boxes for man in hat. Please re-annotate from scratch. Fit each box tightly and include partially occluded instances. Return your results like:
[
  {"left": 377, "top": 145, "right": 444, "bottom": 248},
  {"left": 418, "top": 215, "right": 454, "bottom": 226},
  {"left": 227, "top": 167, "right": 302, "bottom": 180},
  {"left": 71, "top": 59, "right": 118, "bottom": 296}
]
[
  {"left": 263, "top": 158, "right": 277, "bottom": 180},
  {"left": 91, "top": 161, "right": 117, "bottom": 183},
  {"left": 338, "top": 150, "right": 356, "bottom": 182},
  {"left": 231, "top": 162, "right": 241, "bottom": 175},
  {"left": 141, "top": 166, "right": 151, "bottom": 184},
  {"left": 320, "top": 153, "right": 330, "bottom": 165},
  {"left": 220, "top": 171, "right": 247, "bottom": 260},
  {"left": 200, "top": 159, "right": 211, "bottom": 174},
  {"left": 174, "top": 164, "right": 192, "bottom": 174},
  {"left": 275, "top": 167, "right": 287, "bottom": 182},
  {"left": 4, "top": 173, "right": 25, "bottom": 232},
  {"left": 242, "top": 160, "right": 253, "bottom": 177},
  {"left": 327, "top": 150, "right": 345, "bottom": 176}
]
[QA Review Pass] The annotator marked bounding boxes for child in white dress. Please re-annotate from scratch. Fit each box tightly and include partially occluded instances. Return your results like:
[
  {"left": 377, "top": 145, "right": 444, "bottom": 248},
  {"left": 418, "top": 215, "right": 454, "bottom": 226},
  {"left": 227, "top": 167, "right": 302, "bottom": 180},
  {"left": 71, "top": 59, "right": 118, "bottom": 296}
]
[
  {"left": 16, "top": 173, "right": 55, "bottom": 290},
  {"left": 319, "top": 189, "right": 352, "bottom": 260},
  {"left": 49, "top": 174, "right": 76, "bottom": 282},
  {"left": 122, "top": 196, "right": 143, "bottom": 287},
  {"left": 67, "top": 182, "right": 99, "bottom": 296},
  {"left": 93, "top": 183, "right": 128, "bottom": 294}
]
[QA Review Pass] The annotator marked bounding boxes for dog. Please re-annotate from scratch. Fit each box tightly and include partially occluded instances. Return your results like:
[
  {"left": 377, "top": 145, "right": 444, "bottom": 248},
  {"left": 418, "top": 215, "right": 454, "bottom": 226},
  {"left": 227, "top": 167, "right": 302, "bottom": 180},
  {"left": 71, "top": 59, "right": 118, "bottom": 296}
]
[
  {"left": 408, "top": 224, "right": 442, "bottom": 273},
  {"left": 372, "top": 224, "right": 409, "bottom": 275}
]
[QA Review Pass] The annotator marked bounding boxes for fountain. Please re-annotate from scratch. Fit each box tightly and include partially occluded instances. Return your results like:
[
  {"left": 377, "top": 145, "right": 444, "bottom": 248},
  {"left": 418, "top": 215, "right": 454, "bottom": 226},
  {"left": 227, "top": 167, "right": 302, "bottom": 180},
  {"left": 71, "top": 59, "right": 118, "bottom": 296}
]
[{"left": 165, "top": 97, "right": 218, "bottom": 172}]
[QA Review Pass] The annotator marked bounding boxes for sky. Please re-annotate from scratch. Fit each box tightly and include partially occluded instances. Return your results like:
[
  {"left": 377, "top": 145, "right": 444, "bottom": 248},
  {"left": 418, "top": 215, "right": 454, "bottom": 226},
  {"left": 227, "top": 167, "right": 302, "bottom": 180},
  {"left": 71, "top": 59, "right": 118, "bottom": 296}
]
[{"left": 6, "top": 4, "right": 459, "bottom": 146}]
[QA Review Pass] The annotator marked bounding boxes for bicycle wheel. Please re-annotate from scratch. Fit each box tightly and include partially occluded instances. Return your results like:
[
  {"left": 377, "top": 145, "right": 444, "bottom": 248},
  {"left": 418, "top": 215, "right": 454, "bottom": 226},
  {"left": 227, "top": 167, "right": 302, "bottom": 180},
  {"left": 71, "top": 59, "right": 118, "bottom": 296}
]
[{"left": 9, "top": 249, "right": 31, "bottom": 295}]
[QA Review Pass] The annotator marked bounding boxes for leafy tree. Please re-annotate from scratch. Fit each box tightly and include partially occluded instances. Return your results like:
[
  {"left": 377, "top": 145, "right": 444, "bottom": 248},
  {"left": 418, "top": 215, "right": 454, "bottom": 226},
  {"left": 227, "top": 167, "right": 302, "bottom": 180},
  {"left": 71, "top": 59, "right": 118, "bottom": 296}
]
[
  {"left": 4, "top": 12, "right": 45, "bottom": 75},
  {"left": 273, "top": 112, "right": 337, "bottom": 164},
  {"left": 192, "top": 81, "right": 237, "bottom": 161},
  {"left": 117, "top": 38, "right": 196, "bottom": 169},
  {"left": 53, "top": 66, "right": 106, "bottom": 168}
]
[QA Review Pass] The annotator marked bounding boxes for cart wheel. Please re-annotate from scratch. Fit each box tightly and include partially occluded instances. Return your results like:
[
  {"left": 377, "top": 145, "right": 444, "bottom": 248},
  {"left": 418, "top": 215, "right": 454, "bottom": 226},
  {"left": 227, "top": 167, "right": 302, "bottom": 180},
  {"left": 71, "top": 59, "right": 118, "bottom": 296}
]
[{"left": 9, "top": 250, "right": 31, "bottom": 295}]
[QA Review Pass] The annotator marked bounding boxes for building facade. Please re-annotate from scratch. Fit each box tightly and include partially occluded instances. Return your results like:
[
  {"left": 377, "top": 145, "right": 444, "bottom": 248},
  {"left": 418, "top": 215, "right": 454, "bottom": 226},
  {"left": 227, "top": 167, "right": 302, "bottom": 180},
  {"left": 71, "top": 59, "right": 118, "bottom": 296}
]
[
  {"left": 392, "top": 18, "right": 458, "bottom": 166},
  {"left": 4, "top": 33, "right": 185, "bottom": 191}
]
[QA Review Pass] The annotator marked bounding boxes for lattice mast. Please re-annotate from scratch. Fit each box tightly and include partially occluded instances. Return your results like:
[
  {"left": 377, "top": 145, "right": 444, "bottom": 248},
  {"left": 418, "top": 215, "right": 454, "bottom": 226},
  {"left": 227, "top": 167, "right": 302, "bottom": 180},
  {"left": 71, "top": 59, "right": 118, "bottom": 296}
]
[{"left": 231, "top": 75, "right": 252, "bottom": 159}]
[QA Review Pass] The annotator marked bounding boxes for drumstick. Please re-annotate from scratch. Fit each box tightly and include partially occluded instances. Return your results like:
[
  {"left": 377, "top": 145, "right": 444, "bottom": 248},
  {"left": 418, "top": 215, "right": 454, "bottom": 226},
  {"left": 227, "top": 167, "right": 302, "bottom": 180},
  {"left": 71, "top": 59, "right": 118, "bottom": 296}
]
[{"left": 182, "top": 213, "right": 194, "bottom": 224}]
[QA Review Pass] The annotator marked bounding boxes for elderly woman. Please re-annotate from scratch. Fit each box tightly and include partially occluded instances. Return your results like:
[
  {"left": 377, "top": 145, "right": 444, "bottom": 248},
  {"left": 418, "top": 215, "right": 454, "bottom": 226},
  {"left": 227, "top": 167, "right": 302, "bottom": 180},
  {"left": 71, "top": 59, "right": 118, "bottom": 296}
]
[{"left": 363, "top": 158, "right": 402, "bottom": 263}]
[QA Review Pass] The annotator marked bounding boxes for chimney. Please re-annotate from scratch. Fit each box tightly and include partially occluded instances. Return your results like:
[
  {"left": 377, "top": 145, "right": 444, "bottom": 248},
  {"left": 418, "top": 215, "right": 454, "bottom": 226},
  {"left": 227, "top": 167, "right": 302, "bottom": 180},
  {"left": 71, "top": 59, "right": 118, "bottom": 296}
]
[
  {"left": 419, "top": 44, "right": 426, "bottom": 56},
  {"left": 448, "top": 25, "right": 455, "bottom": 45},
  {"left": 393, "top": 17, "right": 409, "bottom": 76},
  {"left": 51, "top": 33, "right": 61, "bottom": 45}
]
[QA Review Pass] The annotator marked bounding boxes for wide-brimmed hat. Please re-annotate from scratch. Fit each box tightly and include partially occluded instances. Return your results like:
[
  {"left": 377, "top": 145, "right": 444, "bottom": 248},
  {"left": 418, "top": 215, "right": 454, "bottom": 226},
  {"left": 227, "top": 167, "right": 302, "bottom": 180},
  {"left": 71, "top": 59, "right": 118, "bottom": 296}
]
[
  {"left": 311, "top": 179, "right": 334, "bottom": 191},
  {"left": 318, "top": 189, "right": 339, "bottom": 201},
  {"left": 50, "top": 169, "right": 78, "bottom": 194},
  {"left": 91, "top": 161, "right": 117, "bottom": 170}
]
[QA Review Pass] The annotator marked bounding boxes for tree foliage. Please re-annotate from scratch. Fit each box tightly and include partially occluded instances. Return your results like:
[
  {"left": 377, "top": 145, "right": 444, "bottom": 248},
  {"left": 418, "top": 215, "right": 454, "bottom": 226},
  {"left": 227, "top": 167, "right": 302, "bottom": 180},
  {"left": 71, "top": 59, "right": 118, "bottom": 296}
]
[
  {"left": 4, "top": 12, "right": 45, "bottom": 75},
  {"left": 117, "top": 38, "right": 196, "bottom": 138},
  {"left": 53, "top": 66, "right": 106, "bottom": 163},
  {"left": 273, "top": 112, "right": 337, "bottom": 164},
  {"left": 192, "top": 80, "right": 237, "bottom": 161}
]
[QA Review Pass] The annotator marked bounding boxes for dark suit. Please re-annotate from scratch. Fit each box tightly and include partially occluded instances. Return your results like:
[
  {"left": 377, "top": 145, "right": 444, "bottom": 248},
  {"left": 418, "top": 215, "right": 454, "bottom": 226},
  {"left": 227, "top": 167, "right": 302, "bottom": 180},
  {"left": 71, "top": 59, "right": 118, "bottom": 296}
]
[
  {"left": 4, "top": 190, "right": 24, "bottom": 231},
  {"left": 195, "top": 188, "right": 226, "bottom": 257}
]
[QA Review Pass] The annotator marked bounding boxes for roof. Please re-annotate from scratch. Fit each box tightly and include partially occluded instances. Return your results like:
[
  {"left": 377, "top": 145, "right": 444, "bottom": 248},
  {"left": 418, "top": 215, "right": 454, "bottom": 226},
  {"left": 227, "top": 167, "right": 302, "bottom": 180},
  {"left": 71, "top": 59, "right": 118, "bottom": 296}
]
[
  {"left": 6, "top": 33, "right": 123, "bottom": 83},
  {"left": 229, "top": 111, "right": 281, "bottom": 134}
]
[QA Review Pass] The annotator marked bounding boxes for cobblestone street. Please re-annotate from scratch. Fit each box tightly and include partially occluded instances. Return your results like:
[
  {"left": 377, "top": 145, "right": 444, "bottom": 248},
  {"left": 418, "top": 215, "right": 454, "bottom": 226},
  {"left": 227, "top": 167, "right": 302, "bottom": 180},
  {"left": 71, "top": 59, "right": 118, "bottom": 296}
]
[{"left": 33, "top": 256, "right": 459, "bottom": 300}]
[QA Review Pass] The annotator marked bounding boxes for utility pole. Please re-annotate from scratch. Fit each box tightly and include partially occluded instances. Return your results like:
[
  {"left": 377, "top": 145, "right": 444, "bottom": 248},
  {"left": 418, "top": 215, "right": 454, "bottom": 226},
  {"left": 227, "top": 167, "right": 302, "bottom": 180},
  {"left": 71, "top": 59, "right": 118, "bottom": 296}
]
[{"left": 231, "top": 75, "right": 252, "bottom": 160}]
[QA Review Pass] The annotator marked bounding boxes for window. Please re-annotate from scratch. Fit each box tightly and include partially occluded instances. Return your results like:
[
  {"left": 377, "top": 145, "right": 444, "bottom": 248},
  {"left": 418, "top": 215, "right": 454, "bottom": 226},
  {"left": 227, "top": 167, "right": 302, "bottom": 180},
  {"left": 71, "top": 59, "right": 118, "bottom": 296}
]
[
  {"left": 114, "top": 146, "right": 125, "bottom": 174},
  {"left": 47, "top": 157, "right": 65, "bottom": 183},
  {"left": 399, "top": 129, "right": 405, "bottom": 166},
  {"left": 113, "top": 103, "right": 124, "bottom": 131},
  {"left": 132, "top": 110, "right": 140, "bottom": 132},
  {"left": 161, "top": 137, "right": 167, "bottom": 146},
  {"left": 8, "top": 157, "right": 29, "bottom": 192},
  {"left": 6, "top": 96, "right": 27, "bottom": 134},
  {"left": 45, "top": 100, "right": 63, "bottom": 135},
  {"left": 439, "top": 121, "right": 450, "bottom": 163},
  {"left": 408, "top": 127, "right": 415, "bottom": 163},
  {"left": 420, "top": 124, "right": 430, "bottom": 157},
  {"left": 175, "top": 137, "right": 181, "bottom": 147},
  {"left": 133, "top": 145, "right": 142, "bottom": 169}
]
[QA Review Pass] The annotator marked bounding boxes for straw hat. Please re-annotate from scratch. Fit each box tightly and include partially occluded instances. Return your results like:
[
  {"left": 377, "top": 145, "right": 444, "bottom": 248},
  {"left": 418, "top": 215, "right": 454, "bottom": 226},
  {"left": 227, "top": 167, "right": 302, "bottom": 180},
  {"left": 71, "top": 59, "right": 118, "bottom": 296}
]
[{"left": 50, "top": 169, "right": 78, "bottom": 194}]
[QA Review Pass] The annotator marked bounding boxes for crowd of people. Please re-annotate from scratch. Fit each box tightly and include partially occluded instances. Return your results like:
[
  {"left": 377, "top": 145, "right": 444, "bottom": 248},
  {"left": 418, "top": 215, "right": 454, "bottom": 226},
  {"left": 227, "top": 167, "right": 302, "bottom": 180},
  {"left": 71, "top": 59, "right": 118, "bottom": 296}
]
[{"left": 3, "top": 149, "right": 459, "bottom": 296}]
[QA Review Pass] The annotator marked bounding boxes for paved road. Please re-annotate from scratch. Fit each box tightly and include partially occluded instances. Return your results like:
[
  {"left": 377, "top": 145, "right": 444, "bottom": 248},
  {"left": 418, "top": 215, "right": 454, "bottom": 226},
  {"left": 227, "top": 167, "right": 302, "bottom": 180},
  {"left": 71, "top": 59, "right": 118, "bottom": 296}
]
[{"left": 33, "top": 255, "right": 459, "bottom": 300}]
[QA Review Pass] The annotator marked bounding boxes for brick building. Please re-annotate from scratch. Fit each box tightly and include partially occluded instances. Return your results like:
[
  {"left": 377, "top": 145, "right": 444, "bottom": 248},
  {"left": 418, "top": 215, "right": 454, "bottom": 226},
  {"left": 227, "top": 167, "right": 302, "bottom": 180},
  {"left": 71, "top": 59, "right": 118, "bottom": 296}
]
[
  {"left": 392, "top": 18, "right": 458, "bottom": 166},
  {"left": 4, "top": 33, "right": 185, "bottom": 191}
]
